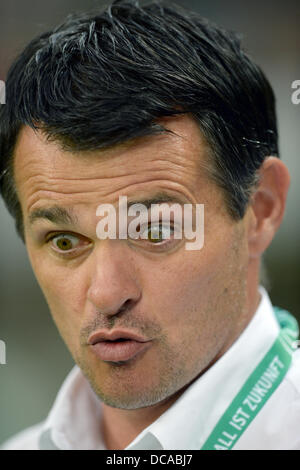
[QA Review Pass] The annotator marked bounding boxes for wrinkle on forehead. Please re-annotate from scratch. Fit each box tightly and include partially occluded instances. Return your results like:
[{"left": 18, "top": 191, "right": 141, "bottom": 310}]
[
  {"left": 13, "top": 115, "right": 215, "bottom": 217},
  {"left": 24, "top": 180, "right": 199, "bottom": 218}
]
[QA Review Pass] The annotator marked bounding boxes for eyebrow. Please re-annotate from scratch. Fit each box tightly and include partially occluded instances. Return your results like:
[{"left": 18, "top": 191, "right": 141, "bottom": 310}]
[
  {"left": 28, "top": 206, "right": 78, "bottom": 227},
  {"left": 28, "top": 192, "right": 187, "bottom": 227},
  {"left": 126, "top": 192, "right": 187, "bottom": 209}
]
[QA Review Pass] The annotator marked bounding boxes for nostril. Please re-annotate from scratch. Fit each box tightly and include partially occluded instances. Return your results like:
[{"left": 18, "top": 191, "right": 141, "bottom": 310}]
[{"left": 116, "top": 299, "right": 134, "bottom": 315}]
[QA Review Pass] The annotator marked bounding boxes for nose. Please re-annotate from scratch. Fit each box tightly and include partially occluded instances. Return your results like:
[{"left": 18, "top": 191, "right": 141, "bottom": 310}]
[{"left": 87, "top": 241, "right": 142, "bottom": 318}]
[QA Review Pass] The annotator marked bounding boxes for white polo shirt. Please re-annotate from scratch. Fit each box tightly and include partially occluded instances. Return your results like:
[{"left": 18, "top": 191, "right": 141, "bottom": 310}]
[{"left": 1, "top": 285, "right": 300, "bottom": 450}]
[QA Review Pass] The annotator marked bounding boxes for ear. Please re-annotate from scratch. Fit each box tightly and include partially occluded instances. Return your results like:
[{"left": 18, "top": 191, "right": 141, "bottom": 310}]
[{"left": 247, "top": 156, "right": 290, "bottom": 259}]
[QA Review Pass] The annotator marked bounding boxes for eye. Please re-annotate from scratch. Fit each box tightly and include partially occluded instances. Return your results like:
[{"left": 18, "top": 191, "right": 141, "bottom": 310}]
[
  {"left": 47, "top": 233, "right": 81, "bottom": 253},
  {"left": 141, "top": 223, "right": 174, "bottom": 244}
]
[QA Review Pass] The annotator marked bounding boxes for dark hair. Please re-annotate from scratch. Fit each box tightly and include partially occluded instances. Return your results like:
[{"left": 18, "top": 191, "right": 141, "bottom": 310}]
[{"left": 0, "top": 0, "right": 279, "bottom": 242}]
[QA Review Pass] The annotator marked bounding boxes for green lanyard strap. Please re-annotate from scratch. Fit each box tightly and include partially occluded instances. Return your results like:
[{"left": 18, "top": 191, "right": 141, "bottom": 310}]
[{"left": 201, "top": 306, "right": 299, "bottom": 450}]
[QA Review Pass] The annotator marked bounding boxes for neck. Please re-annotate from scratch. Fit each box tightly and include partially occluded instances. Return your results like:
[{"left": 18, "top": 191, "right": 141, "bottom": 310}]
[{"left": 101, "top": 386, "right": 187, "bottom": 450}]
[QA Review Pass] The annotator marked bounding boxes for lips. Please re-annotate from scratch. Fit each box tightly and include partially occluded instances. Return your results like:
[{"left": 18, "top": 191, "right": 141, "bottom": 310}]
[
  {"left": 88, "top": 329, "right": 150, "bottom": 345},
  {"left": 88, "top": 329, "right": 152, "bottom": 362}
]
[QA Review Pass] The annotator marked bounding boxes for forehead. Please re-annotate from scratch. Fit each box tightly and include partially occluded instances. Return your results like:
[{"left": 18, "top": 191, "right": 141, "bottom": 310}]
[{"left": 13, "top": 114, "right": 216, "bottom": 217}]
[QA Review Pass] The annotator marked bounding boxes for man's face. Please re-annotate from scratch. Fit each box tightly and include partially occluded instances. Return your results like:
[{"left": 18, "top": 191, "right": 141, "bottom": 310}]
[{"left": 14, "top": 114, "right": 251, "bottom": 410}]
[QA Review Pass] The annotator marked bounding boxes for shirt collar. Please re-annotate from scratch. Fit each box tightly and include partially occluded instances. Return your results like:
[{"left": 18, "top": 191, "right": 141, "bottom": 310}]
[
  {"left": 39, "top": 285, "right": 280, "bottom": 450},
  {"left": 39, "top": 366, "right": 105, "bottom": 450}
]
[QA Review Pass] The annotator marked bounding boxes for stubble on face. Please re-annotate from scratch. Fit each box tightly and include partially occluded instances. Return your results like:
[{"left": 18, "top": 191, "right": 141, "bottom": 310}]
[{"left": 74, "top": 221, "right": 249, "bottom": 411}]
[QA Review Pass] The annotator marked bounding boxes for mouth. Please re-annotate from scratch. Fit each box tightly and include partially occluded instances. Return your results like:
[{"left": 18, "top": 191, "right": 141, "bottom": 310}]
[
  {"left": 91, "top": 339, "right": 151, "bottom": 362},
  {"left": 88, "top": 329, "right": 152, "bottom": 363}
]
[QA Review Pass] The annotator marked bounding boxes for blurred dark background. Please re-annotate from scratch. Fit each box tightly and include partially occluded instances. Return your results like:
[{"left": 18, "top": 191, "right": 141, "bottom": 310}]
[{"left": 0, "top": 0, "right": 299, "bottom": 445}]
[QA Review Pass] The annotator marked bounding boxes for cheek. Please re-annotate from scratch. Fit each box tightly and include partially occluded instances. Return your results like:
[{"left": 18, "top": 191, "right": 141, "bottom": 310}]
[
  {"left": 27, "top": 249, "right": 85, "bottom": 347},
  {"left": 142, "top": 253, "right": 217, "bottom": 344},
  {"left": 144, "top": 243, "right": 227, "bottom": 314},
  {"left": 142, "top": 229, "right": 245, "bottom": 343}
]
